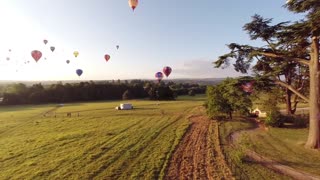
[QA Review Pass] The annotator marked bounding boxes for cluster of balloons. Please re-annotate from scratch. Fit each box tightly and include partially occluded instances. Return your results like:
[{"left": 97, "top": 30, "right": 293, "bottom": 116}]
[
  {"left": 26, "top": 39, "right": 119, "bottom": 77},
  {"left": 155, "top": 66, "right": 172, "bottom": 82}
]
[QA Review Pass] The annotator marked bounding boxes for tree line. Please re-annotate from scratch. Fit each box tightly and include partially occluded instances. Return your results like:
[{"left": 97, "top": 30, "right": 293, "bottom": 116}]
[{"left": 0, "top": 80, "right": 206, "bottom": 105}]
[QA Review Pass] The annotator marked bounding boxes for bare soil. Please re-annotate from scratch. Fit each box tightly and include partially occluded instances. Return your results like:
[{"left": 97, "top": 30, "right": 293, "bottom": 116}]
[{"left": 165, "top": 115, "right": 233, "bottom": 180}]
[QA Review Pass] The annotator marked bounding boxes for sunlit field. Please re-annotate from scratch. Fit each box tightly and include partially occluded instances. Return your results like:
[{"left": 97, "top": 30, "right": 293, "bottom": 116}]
[{"left": 0, "top": 96, "right": 205, "bottom": 179}]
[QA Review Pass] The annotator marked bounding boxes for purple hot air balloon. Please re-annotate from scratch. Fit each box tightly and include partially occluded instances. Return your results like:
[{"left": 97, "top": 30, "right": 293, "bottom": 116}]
[{"left": 155, "top": 72, "right": 163, "bottom": 82}]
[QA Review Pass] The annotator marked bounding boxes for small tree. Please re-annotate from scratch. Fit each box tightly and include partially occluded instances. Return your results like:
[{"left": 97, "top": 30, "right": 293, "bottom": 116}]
[
  {"left": 206, "top": 78, "right": 252, "bottom": 119},
  {"left": 188, "top": 89, "right": 196, "bottom": 96},
  {"left": 122, "top": 90, "right": 133, "bottom": 100}
]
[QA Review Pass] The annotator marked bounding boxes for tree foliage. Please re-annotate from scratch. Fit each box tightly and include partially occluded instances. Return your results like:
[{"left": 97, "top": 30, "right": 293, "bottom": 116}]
[{"left": 206, "top": 78, "right": 252, "bottom": 119}]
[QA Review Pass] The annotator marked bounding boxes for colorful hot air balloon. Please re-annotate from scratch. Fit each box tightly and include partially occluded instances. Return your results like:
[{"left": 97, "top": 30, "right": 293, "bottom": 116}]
[
  {"left": 76, "top": 69, "right": 83, "bottom": 77},
  {"left": 241, "top": 81, "right": 254, "bottom": 94},
  {"left": 31, "top": 50, "right": 42, "bottom": 62},
  {"left": 155, "top": 72, "right": 164, "bottom": 82},
  {"left": 163, "top": 66, "right": 172, "bottom": 77},
  {"left": 128, "top": 0, "right": 138, "bottom": 11},
  {"left": 43, "top": 39, "right": 48, "bottom": 45},
  {"left": 104, "top": 54, "right": 110, "bottom": 62},
  {"left": 50, "top": 46, "right": 55, "bottom": 52},
  {"left": 74, "top": 51, "right": 79, "bottom": 58},
  {"left": 66, "top": 60, "right": 70, "bottom": 64}
]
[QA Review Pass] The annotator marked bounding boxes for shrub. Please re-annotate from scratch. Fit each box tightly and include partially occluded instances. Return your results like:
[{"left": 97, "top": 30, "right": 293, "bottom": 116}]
[
  {"left": 265, "top": 110, "right": 283, "bottom": 127},
  {"left": 292, "top": 116, "right": 308, "bottom": 128}
]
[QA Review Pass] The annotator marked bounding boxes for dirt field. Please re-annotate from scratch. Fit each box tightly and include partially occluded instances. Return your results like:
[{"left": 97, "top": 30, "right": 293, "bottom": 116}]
[{"left": 165, "top": 115, "right": 233, "bottom": 180}]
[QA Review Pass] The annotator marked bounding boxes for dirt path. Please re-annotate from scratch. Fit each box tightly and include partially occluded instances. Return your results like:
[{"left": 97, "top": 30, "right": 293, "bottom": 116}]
[
  {"left": 230, "top": 119, "right": 320, "bottom": 180},
  {"left": 165, "top": 115, "right": 233, "bottom": 180}
]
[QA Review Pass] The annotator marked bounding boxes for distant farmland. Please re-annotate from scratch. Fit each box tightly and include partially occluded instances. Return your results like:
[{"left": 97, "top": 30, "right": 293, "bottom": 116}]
[{"left": 0, "top": 96, "right": 205, "bottom": 179}]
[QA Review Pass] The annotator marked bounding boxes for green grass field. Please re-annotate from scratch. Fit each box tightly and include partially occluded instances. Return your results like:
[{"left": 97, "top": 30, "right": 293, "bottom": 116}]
[
  {"left": 219, "top": 118, "right": 290, "bottom": 180},
  {"left": 0, "top": 96, "right": 205, "bottom": 179},
  {"left": 247, "top": 127, "right": 320, "bottom": 176}
]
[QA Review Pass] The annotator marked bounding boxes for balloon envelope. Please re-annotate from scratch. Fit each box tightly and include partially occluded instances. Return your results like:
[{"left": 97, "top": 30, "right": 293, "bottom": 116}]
[
  {"left": 76, "top": 69, "right": 83, "bottom": 77},
  {"left": 241, "top": 81, "right": 254, "bottom": 93},
  {"left": 50, "top": 46, "right": 55, "bottom": 52},
  {"left": 31, "top": 50, "right": 42, "bottom": 62},
  {"left": 104, "top": 54, "right": 110, "bottom": 62},
  {"left": 74, "top": 51, "right": 79, "bottom": 57},
  {"left": 155, "top": 72, "right": 164, "bottom": 82},
  {"left": 163, "top": 66, "right": 172, "bottom": 77},
  {"left": 128, "top": 0, "right": 138, "bottom": 11}
]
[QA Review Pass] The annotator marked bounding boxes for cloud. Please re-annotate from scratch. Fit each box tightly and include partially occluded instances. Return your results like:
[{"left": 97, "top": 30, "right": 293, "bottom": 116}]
[{"left": 172, "top": 58, "right": 246, "bottom": 78}]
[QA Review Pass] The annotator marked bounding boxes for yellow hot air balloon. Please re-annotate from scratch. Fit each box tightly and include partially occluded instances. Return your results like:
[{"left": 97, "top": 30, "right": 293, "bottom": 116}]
[
  {"left": 73, "top": 51, "right": 79, "bottom": 58},
  {"left": 128, "top": 0, "right": 138, "bottom": 11}
]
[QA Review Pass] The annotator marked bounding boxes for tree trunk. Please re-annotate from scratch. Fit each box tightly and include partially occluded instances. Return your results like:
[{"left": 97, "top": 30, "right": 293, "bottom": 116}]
[
  {"left": 305, "top": 36, "right": 320, "bottom": 149},
  {"left": 286, "top": 88, "right": 293, "bottom": 115}
]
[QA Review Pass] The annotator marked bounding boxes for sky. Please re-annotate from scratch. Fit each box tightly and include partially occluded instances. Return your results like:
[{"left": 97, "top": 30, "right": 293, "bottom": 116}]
[{"left": 0, "top": 0, "right": 304, "bottom": 81}]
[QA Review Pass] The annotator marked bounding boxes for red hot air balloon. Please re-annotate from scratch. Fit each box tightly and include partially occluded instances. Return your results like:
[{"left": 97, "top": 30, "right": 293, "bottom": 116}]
[
  {"left": 155, "top": 72, "right": 164, "bottom": 82},
  {"left": 43, "top": 39, "right": 48, "bottom": 45},
  {"left": 31, "top": 50, "right": 42, "bottom": 62},
  {"left": 163, "top": 66, "right": 172, "bottom": 77},
  {"left": 128, "top": 0, "right": 138, "bottom": 11},
  {"left": 104, "top": 54, "right": 110, "bottom": 62}
]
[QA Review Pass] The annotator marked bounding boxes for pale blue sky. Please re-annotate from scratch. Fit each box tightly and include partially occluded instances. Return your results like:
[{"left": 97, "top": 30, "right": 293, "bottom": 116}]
[{"left": 0, "top": 0, "right": 303, "bottom": 80}]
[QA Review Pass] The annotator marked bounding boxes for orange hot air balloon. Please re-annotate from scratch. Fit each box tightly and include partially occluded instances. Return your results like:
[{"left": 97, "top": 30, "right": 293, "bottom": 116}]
[
  {"left": 74, "top": 51, "right": 79, "bottom": 58},
  {"left": 31, "top": 50, "right": 42, "bottom": 62},
  {"left": 128, "top": 0, "right": 138, "bottom": 11},
  {"left": 104, "top": 54, "right": 110, "bottom": 62}
]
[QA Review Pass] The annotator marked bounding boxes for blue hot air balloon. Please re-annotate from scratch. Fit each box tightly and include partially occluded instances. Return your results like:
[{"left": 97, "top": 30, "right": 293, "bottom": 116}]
[
  {"left": 76, "top": 69, "right": 83, "bottom": 77},
  {"left": 155, "top": 72, "right": 163, "bottom": 82}
]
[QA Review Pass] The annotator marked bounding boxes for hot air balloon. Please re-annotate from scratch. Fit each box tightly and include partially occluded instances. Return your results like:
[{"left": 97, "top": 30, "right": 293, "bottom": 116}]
[
  {"left": 76, "top": 69, "right": 83, "bottom": 77},
  {"left": 8, "top": 49, "right": 11, "bottom": 52},
  {"left": 241, "top": 81, "right": 254, "bottom": 94},
  {"left": 31, "top": 50, "right": 42, "bottom": 62},
  {"left": 50, "top": 46, "right": 55, "bottom": 52},
  {"left": 74, "top": 51, "right": 79, "bottom": 58},
  {"left": 104, "top": 54, "right": 110, "bottom": 62},
  {"left": 163, "top": 66, "right": 172, "bottom": 77},
  {"left": 43, "top": 39, "right": 48, "bottom": 45},
  {"left": 128, "top": 0, "right": 138, "bottom": 11},
  {"left": 66, "top": 60, "right": 70, "bottom": 64},
  {"left": 116, "top": 45, "right": 119, "bottom": 50},
  {"left": 155, "top": 72, "right": 163, "bottom": 82},
  {"left": 6, "top": 57, "right": 10, "bottom": 61}
]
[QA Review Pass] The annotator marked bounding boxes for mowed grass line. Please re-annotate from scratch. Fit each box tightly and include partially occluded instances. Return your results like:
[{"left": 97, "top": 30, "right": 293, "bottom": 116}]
[
  {"left": 218, "top": 118, "right": 290, "bottom": 179},
  {"left": 0, "top": 98, "right": 204, "bottom": 179},
  {"left": 247, "top": 128, "right": 320, "bottom": 176}
]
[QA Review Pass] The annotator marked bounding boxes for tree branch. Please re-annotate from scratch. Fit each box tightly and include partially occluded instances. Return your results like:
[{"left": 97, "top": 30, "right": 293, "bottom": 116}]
[
  {"left": 275, "top": 80, "right": 309, "bottom": 102},
  {"left": 260, "top": 52, "right": 310, "bottom": 66}
]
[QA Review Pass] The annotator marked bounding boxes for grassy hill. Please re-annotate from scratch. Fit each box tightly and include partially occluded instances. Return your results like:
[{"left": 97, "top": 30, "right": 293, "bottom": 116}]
[{"left": 0, "top": 96, "right": 205, "bottom": 179}]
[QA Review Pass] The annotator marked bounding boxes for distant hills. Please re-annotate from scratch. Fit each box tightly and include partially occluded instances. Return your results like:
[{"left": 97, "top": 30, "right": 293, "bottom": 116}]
[{"left": 0, "top": 78, "right": 225, "bottom": 86}]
